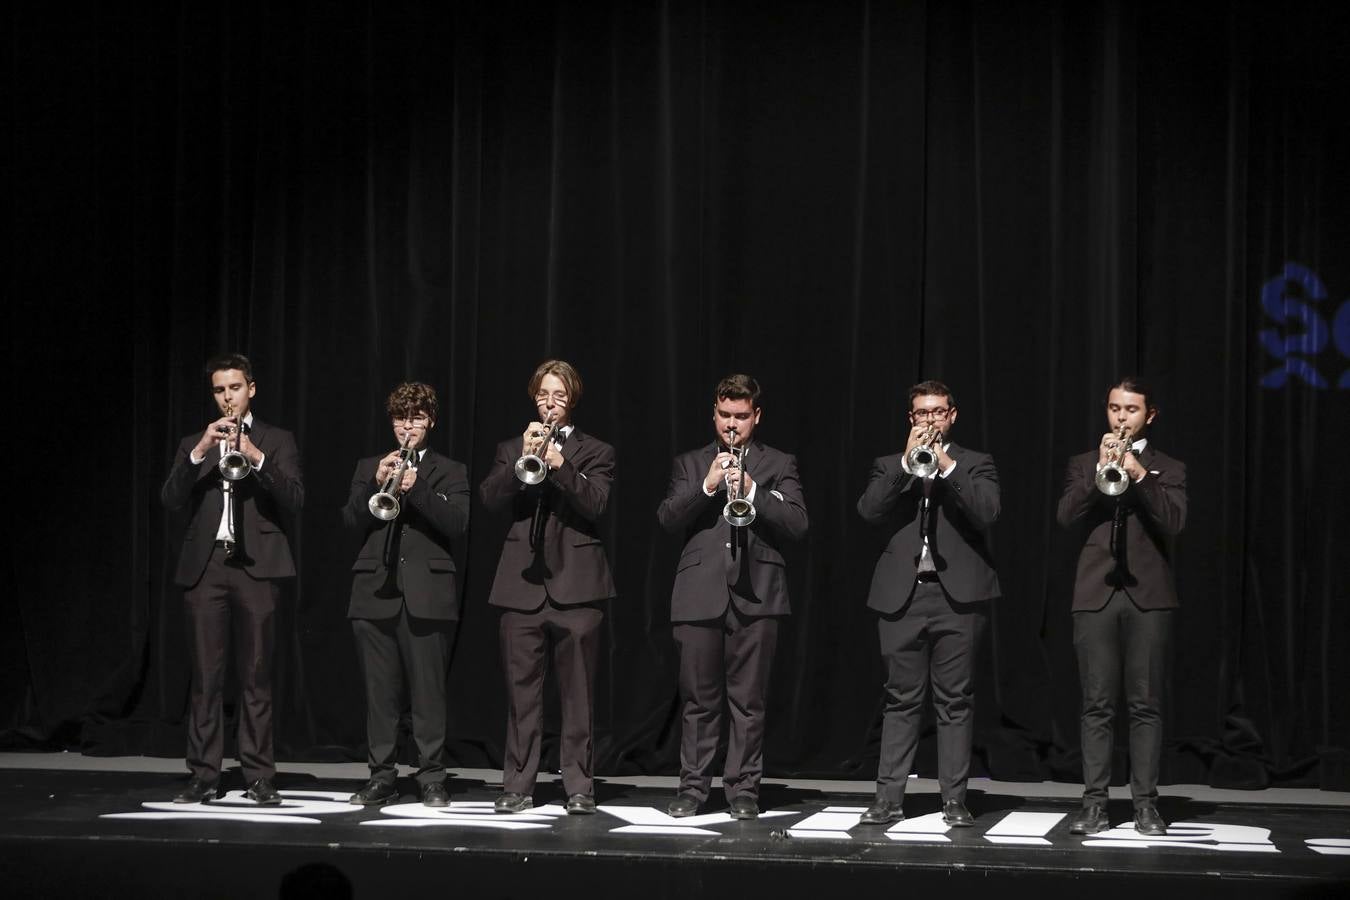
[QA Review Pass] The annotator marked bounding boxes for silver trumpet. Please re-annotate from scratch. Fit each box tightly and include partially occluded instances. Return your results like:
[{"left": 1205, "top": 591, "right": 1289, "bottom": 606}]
[
  {"left": 515, "top": 410, "right": 560, "bottom": 485},
  {"left": 369, "top": 435, "right": 417, "bottom": 520},
  {"left": 1095, "top": 425, "right": 1132, "bottom": 496},
  {"left": 722, "top": 428, "right": 756, "bottom": 527},
  {"left": 907, "top": 423, "right": 940, "bottom": 478},
  {"left": 217, "top": 400, "right": 253, "bottom": 482}
]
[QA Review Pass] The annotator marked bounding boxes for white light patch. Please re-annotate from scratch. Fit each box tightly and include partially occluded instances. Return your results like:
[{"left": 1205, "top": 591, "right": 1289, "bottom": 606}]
[
  {"left": 1083, "top": 822, "right": 1279, "bottom": 854},
  {"left": 609, "top": 825, "right": 725, "bottom": 836},
  {"left": 597, "top": 805, "right": 793, "bottom": 836},
  {"left": 786, "top": 806, "right": 867, "bottom": 839},
  {"left": 378, "top": 802, "right": 560, "bottom": 823},
  {"left": 1306, "top": 839, "right": 1350, "bottom": 856},
  {"left": 983, "top": 811, "right": 1066, "bottom": 845},
  {"left": 362, "top": 818, "right": 550, "bottom": 831},
  {"left": 101, "top": 812, "right": 321, "bottom": 824}
]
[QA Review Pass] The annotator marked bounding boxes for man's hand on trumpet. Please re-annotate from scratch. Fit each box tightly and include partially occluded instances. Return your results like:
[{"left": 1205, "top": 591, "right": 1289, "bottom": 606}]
[
  {"left": 194, "top": 416, "right": 239, "bottom": 460},
  {"left": 704, "top": 452, "right": 736, "bottom": 493}
]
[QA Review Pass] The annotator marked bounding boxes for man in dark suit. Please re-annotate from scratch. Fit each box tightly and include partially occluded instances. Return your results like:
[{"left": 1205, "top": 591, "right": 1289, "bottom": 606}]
[
  {"left": 657, "top": 375, "right": 809, "bottom": 820},
  {"left": 343, "top": 383, "right": 470, "bottom": 808},
  {"left": 480, "top": 360, "right": 615, "bottom": 815},
  {"left": 1057, "top": 377, "right": 1186, "bottom": 836},
  {"left": 160, "top": 353, "right": 304, "bottom": 805},
  {"left": 856, "top": 380, "right": 1000, "bottom": 827}
]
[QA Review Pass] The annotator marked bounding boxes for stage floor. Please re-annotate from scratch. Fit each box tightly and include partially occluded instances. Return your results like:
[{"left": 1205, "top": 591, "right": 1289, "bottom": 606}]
[{"left": 1, "top": 753, "right": 1347, "bottom": 898}]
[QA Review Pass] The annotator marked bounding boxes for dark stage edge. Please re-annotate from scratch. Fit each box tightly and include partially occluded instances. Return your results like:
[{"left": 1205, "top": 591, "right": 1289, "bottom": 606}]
[{"left": 0, "top": 769, "right": 1346, "bottom": 899}]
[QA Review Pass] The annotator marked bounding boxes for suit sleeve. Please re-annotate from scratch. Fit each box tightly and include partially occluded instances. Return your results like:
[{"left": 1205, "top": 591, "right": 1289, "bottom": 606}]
[
  {"left": 943, "top": 453, "right": 1000, "bottom": 529},
  {"left": 342, "top": 459, "right": 379, "bottom": 536},
  {"left": 253, "top": 430, "right": 304, "bottom": 514},
  {"left": 550, "top": 442, "right": 613, "bottom": 522},
  {"left": 479, "top": 440, "right": 523, "bottom": 514},
  {"left": 1132, "top": 458, "right": 1187, "bottom": 537},
  {"left": 752, "top": 453, "right": 808, "bottom": 541},
  {"left": 857, "top": 455, "right": 922, "bottom": 525},
  {"left": 405, "top": 460, "right": 471, "bottom": 540},
  {"left": 656, "top": 456, "right": 711, "bottom": 533},
  {"left": 1056, "top": 455, "right": 1097, "bottom": 527},
  {"left": 160, "top": 434, "right": 217, "bottom": 510}
]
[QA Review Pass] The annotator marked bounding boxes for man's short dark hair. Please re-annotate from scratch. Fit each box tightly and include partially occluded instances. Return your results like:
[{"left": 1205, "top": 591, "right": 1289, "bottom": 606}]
[
  {"left": 908, "top": 380, "right": 955, "bottom": 410},
  {"left": 714, "top": 374, "right": 761, "bottom": 408},
  {"left": 386, "top": 382, "right": 439, "bottom": 422},
  {"left": 1106, "top": 376, "right": 1156, "bottom": 409},
  {"left": 205, "top": 353, "right": 254, "bottom": 383}
]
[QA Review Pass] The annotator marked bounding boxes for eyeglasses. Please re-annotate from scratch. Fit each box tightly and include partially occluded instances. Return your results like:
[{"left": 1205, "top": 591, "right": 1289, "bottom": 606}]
[
  {"left": 393, "top": 416, "right": 431, "bottom": 428},
  {"left": 911, "top": 408, "right": 951, "bottom": 421}
]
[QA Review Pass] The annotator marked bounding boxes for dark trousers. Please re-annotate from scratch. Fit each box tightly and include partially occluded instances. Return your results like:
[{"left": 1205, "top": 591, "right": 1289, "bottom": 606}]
[
  {"left": 499, "top": 600, "right": 604, "bottom": 797},
  {"left": 875, "top": 579, "right": 986, "bottom": 804},
  {"left": 672, "top": 604, "right": 780, "bottom": 803},
  {"left": 183, "top": 545, "right": 279, "bottom": 784},
  {"left": 352, "top": 605, "right": 455, "bottom": 787},
  {"left": 1074, "top": 592, "right": 1172, "bottom": 808}
]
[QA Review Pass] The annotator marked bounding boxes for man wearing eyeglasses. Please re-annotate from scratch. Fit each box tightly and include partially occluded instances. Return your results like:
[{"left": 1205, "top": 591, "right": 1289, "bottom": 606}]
[
  {"left": 480, "top": 360, "right": 615, "bottom": 816},
  {"left": 343, "top": 383, "right": 470, "bottom": 808},
  {"left": 856, "top": 380, "right": 1001, "bottom": 826}
]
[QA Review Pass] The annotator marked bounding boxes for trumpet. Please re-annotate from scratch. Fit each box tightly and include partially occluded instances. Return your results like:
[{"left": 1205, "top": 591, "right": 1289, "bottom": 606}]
[
  {"left": 217, "top": 400, "right": 253, "bottom": 481},
  {"left": 515, "top": 410, "right": 560, "bottom": 485},
  {"left": 1095, "top": 425, "right": 1132, "bottom": 496},
  {"left": 907, "top": 423, "right": 940, "bottom": 478},
  {"left": 722, "top": 427, "right": 756, "bottom": 527},
  {"left": 369, "top": 435, "right": 417, "bottom": 520}
]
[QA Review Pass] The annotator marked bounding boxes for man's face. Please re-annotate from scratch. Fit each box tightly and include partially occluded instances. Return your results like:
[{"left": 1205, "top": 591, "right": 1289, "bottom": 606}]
[
  {"left": 391, "top": 411, "right": 433, "bottom": 451},
  {"left": 1105, "top": 388, "right": 1154, "bottom": 439},
  {"left": 713, "top": 397, "right": 761, "bottom": 447},
  {"left": 534, "top": 373, "right": 571, "bottom": 427},
  {"left": 211, "top": 369, "right": 255, "bottom": 419},
  {"left": 909, "top": 393, "right": 956, "bottom": 440}
]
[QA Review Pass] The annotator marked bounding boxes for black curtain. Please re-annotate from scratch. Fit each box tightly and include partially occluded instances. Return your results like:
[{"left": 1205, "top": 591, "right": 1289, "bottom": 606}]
[{"left": 8, "top": 0, "right": 1349, "bottom": 790}]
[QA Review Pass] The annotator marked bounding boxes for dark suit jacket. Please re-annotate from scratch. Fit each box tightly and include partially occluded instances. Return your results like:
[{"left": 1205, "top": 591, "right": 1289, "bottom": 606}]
[
  {"left": 479, "top": 428, "right": 616, "bottom": 610},
  {"left": 857, "top": 443, "right": 1001, "bottom": 613},
  {"left": 160, "top": 417, "right": 304, "bottom": 587},
  {"left": 342, "top": 449, "right": 470, "bottom": 621},
  {"left": 657, "top": 440, "right": 809, "bottom": 622},
  {"left": 1056, "top": 445, "right": 1187, "bottom": 611}
]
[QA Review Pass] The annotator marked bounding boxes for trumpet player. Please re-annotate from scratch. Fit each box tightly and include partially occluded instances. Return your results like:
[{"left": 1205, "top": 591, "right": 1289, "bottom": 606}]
[
  {"left": 160, "top": 353, "right": 303, "bottom": 806},
  {"left": 657, "top": 375, "right": 808, "bottom": 819},
  {"left": 342, "top": 382, "right": 469, "bottom": 808},
  {"left": 856, "top": 380, "right": 999, "bottom": 827},
  {"left": 479, "top": 360, "right": 615, "bottom": 815},
  {"left": 1057, "top": 378, "right": 1186, "bottom": 836}
]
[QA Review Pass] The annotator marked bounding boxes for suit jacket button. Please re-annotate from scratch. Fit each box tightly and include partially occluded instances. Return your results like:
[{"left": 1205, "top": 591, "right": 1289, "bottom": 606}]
[
  {"left": 399, "top": 557, "right": 406, "bottom": 564},
  {"left": 725, "top": 542, "right": 732, "bottom": 549}
]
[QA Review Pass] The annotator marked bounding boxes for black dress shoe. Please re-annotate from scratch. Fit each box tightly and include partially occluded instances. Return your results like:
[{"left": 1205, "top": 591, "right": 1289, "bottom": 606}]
[
  {"left": 728, "top": 795, "right": 760, "bottom": 820},
  {"left": 350, "top": 780, "right": 399, "bottom": 806},
  {"left": 245, "top": 777, "right": 282, "bottom": 806},
  {"left": 942, "top": 799, "right": 975, "bottom": 827},
  {"left": 172, "top": 777, "right": 218, "bottom": 804},
  {"left": 1068, "top": 803, "right": 1110, "bottom": 835},
  {"left": 494, "top": 792, "right": 533, "bottom": 814},
  {"left": 421, "top": 782, "right": 450, "bottom": 808},
  {"left": 565, "top": 793, "right": 596, "bottom": 815},
  {"left": 859, "top": 799, "right": 904, "bottom": 825},
  {"left": 1134, "top": 804, "right": 1167, "bottom": 836},
  {"left": 667, "top": 795, "right": 701, "bottom": 818}
]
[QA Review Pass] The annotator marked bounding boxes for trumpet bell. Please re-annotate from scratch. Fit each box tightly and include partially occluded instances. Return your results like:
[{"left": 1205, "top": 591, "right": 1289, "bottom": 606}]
[
  {"left": 723, "top": 498, "right": 756, "bottom": 527},
  {"left": 1095, "top": 463, "right": 1129, "bottom": 496},
  {"left": 514, "top": 454, "right": 548, "bottom": 485},
  {"left": 218, "top": 450, "right": 252, "bottom": 481},
  {"left": 908, "top": 446, "right": 938, "bottom": 479},
  {"left": 368, "top": 492, "right": 401, "bottom": 521}
]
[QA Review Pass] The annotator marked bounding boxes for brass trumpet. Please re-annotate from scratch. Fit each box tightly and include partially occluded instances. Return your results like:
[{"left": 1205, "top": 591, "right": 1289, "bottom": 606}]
[
  {"left": 515, "top": 410, "right": 560, "bottom": 485},
  {"left": 907, "top": 423, "right": 940, "bottom": 478},
  {"left": 1095, "top": 425, "right": 1131, "bottom": 496},
  {"left": 369, "top": 435, "right": 417, "bottom": 520},
  {"left": 722, "top": 427, "right": 756, "bottom": 527},
  {"left": 217, "top": 400, "right": 253, "bottom": 481}
]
